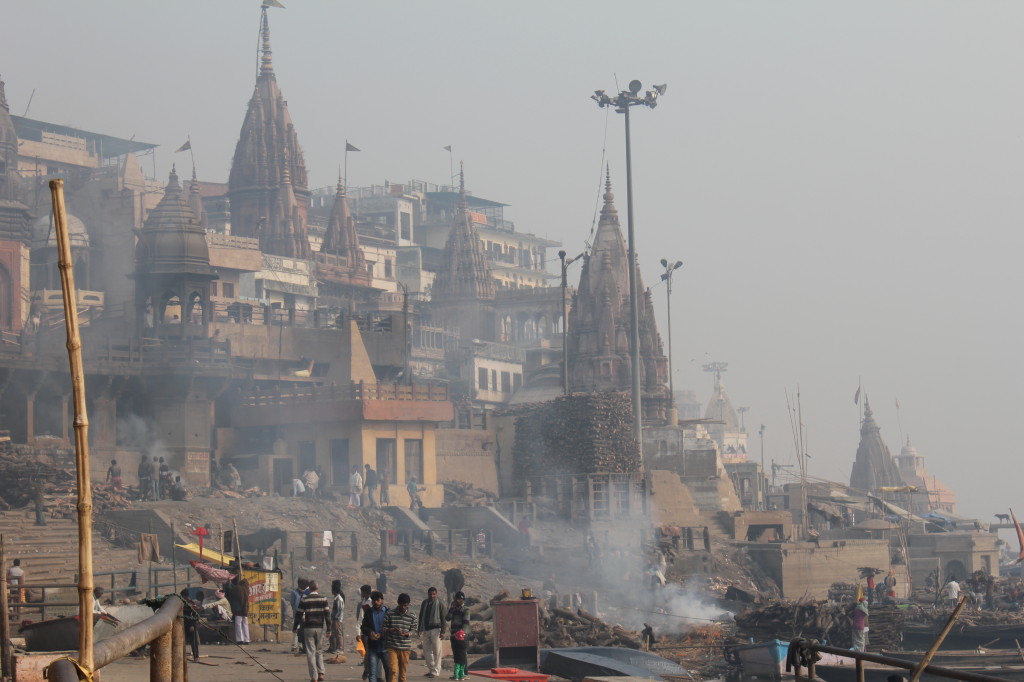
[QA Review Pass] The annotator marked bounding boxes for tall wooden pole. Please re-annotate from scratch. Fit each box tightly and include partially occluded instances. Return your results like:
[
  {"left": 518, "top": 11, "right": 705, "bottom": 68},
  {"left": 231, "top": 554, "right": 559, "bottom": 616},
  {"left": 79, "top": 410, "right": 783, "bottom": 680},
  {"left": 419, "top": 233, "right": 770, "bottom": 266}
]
[
  {"left": 49, "top": 179, "right": 94, "bottom": 671},
  {"left": 1, "top": 534, "right": 11, "bottom": 681}
]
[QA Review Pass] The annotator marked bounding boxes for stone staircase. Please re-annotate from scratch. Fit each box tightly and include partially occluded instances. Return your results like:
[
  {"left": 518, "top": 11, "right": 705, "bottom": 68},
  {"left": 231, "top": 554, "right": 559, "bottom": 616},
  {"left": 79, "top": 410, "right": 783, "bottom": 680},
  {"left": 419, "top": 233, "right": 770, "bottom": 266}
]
[{"left": 0, "top": 507, "right": 142, "bottom": 586}]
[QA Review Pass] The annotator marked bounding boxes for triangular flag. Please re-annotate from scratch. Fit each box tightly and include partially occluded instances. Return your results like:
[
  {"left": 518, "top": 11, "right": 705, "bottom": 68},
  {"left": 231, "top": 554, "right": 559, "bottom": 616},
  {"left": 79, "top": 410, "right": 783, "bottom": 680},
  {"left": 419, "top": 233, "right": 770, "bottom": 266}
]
[
  {"left": 262, "top": 0, "right": 286, "bottom": 8},
  {"left": 443, "top": 145, "right": 452, "bottom": 152},
  {"left": 345, "top": 142, "right": 360, "bottom": 152},
  {"left": 175, "top": 140, "right": 191, "bottom": 153}
]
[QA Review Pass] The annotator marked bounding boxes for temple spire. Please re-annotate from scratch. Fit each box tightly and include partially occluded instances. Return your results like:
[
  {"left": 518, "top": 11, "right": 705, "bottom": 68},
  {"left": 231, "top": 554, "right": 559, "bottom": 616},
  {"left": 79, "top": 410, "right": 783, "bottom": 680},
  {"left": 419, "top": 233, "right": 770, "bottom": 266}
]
[{"left": 260, "top": 7, "right": 274, "bottom": 75}]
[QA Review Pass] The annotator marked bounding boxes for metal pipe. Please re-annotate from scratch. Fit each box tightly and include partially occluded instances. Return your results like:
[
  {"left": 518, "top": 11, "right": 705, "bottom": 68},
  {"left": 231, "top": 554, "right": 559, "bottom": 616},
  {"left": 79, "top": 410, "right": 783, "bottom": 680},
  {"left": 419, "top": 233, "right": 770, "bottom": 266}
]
[
  {"left": 622, "top": 103, "right": 643, "bottom": 460},
  {"left": 559, "top": 250, "right": 569, "bottom": 395},
  {"left": 151, "top": 628, "right": 172, "bottom": 682},
  {"left": 171, "top": 614, "right": 185, "bottom": 682}
]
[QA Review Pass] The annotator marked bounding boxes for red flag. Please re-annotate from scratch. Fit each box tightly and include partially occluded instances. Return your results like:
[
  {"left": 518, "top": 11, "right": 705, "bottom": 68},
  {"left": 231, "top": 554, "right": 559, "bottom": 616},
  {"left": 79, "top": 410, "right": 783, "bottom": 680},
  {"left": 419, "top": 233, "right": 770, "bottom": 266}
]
[{"left": 193, "top": 526, "right": 209, "bottom": 561}]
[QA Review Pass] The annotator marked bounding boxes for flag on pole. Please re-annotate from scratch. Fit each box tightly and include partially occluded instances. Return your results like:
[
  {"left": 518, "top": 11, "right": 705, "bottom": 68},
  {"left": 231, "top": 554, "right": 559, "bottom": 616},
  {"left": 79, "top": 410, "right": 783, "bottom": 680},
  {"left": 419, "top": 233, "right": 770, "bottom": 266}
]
[
  {"left": 262, "top": 0, "right": 286, "bottom": 8},
  {"left": 345, "top": 142, "right": 360, "bottom": 152},
  {"left": 443, "top": 145, "right": 452, "bottom": 152},
  {"left": 175, "top": 140, "right": 192, "bottom": 153},
  {"left": 895, "top": 398, "right": 900, "bottom": 409},
  {"left": 854, "top": 386, "right": 861, "bottom": 405}
]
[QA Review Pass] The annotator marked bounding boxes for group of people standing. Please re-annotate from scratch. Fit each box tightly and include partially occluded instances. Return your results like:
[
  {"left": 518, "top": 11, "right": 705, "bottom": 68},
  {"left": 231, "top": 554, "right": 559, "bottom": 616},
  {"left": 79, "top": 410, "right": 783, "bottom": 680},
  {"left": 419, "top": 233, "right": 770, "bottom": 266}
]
[
  {"left": 348, "top": 458, "right": 411, "bottom": 507},
  {"left": 360, "top": 585, "right": 472, "bottom": 682},
  {"left": 130, "top": 454, "right": 194, "bottom": 501},
  {"left": 287, "top": 578, "right": 472, "bottom": 682}
]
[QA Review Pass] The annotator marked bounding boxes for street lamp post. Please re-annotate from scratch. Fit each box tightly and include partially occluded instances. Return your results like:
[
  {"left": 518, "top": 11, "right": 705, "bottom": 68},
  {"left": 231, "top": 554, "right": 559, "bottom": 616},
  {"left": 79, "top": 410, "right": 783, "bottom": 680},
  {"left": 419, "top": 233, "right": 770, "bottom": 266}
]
[
  {"left": 759, "top": 424, "right": 767, "bottom": 510},
  {"left": 592, "top": 80, "right": 666, "bottom": 459},
  {"left": 559, "top": 250, "right": 584, "bottom": 395},
  {"left": 659, "top": 258, "right": 683, "bottom": 402}
]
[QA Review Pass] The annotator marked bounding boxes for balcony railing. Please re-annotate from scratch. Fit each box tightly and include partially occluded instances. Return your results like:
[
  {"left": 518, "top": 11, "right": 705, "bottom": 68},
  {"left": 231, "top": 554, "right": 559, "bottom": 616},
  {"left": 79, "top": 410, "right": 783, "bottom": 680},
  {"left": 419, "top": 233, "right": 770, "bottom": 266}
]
[{"left": 240, "top": 380, "right": 449, "bottom": 407}]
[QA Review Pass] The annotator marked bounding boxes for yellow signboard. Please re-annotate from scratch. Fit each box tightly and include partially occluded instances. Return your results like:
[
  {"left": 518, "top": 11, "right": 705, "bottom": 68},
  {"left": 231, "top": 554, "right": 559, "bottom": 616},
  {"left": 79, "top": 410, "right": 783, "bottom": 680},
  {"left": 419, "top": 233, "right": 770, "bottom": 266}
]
[{"left": 244, "top": 567, "right": 281, "bottom": 627}]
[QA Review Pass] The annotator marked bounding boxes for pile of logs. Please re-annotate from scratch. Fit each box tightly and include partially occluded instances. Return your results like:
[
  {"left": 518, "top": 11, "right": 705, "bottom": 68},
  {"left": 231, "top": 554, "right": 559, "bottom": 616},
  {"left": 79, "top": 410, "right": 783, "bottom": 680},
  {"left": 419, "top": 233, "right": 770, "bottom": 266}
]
[
  {"left": 734, "top": 600, "right": 904, "bottom": 650},
  {"left": 828, "top": 582, "right": 857, "bottom": 603},
  {"left": 460, "top": 591, "right": 644, "bottom": 654},
  {"left": 443, "top": 481, "right": 498, "bottom": 507},
  {"left": 506, "top": 393, "right": 640, "bottom": 492}
]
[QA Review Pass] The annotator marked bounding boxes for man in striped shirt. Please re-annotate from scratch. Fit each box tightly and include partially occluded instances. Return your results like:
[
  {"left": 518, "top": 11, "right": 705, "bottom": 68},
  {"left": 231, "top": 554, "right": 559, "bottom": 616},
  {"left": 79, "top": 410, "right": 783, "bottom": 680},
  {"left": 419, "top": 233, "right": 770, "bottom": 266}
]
[
  {"left": 383, "top": 593, "right": 418, "bottom": 682},
  {"left": 298, "top": 581, "right": 331, "bottom": 682}
]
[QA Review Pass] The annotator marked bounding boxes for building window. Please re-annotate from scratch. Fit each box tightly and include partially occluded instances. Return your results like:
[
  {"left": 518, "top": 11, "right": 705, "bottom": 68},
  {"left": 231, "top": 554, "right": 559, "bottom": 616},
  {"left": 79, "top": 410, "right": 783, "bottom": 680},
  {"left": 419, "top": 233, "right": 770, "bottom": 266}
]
[
  {"left": 478, "top": 367, "right": 488, "bottom": 390},
  {"left": 376, "top": 438, "right": 397, "bottom": 479},
  {"left": 222, "top": 282, "right": 234, "bottom": 298},
  {"left": 400, "top": 212, "right": 411, "bottom": 241},
  {"left": 491, "top": 370, "right": 497, "bottom": 392},
  {"left": 405, "top": 439, "right": 423, "bottom": 484},
  {"left": 501, "top": 371, "right": 511, "bottom": 393},
  {"left": 385, "top": 260, "right": 393, "bottom": 278},
  {"left": 330, "top": 439, "right": 349, "bottom": 486}
]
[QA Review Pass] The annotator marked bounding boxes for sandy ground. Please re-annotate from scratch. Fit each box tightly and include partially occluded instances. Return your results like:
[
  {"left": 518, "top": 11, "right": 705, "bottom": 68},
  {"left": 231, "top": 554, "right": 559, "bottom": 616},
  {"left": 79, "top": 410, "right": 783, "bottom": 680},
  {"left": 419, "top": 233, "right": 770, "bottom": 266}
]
[{"left": 97, "top": 639, "right": 457, "bottom": 682}]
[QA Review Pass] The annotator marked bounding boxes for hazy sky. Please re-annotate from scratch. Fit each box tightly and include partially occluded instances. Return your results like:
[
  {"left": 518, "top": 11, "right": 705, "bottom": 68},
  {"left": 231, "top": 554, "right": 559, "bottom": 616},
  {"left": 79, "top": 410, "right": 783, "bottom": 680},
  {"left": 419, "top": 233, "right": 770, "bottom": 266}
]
[{"left": 3, "top": 2, "right": 1022, "bottom": 519}]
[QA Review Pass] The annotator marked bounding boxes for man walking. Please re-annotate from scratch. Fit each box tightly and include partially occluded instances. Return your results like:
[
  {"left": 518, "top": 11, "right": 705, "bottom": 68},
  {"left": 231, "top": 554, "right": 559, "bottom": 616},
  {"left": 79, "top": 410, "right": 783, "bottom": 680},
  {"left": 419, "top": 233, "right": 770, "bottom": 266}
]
[
  {"left": 360, "top": 590, "right": 388, "bottom": 682},
  {"left": 364, "top": 464, "right": 378, "bottom": 508},
  {"left": 298, "top": 580, "right": 331, "bottom": 682},
  {"left": 418, "top": 587, "right": 446, "bottom": 678},
  {"left": 138, "top": 454, "right": 153, "bottom": 501},
  {"left": 384, "top": 593, "right": 417, "bottom": 682},
  {"left": 349, "top": 466, "right": 363, "bottom": 508}
]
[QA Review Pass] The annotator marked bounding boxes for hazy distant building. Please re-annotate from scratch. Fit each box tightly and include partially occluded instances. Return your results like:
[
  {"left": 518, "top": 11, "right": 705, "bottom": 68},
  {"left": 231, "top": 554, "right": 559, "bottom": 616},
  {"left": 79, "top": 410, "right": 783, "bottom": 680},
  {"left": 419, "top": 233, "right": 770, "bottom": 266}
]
[
  {"left": 702, "top": 365, "right": 748, "bottom": 461},
  {"left": 895, "top": 437, "right": 957, "bottom": 515},
  {"left": 849, "top": 397, "right": 904, "bottom": 492}
]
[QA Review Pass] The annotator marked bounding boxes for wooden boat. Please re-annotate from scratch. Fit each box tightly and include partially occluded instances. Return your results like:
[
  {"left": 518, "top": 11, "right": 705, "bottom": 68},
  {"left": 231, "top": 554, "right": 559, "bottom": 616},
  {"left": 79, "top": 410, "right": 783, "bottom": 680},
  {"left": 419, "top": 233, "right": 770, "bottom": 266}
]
[
  {"left": 882, "top": 649, "right": 1024, "bottom": 668},
  {"left": 19, "top": 613, "right": 119, "bottom": 652},
  {"left": 729, "top": 639, "right": 849, "bottom": 678}
]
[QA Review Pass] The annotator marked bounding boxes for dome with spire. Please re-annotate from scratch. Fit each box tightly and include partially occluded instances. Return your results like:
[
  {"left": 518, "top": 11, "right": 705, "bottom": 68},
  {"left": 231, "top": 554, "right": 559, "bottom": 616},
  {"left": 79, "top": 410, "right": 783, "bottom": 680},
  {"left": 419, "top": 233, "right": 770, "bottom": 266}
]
[
  {"left": 135, "top": 167, "right": 212, "bottom": 276},
  {"left": 32, "top": 212, "right": 89, "bottom": 250},
  {"left": 849, "top": 397, "right": 904, "bottom": 493}
]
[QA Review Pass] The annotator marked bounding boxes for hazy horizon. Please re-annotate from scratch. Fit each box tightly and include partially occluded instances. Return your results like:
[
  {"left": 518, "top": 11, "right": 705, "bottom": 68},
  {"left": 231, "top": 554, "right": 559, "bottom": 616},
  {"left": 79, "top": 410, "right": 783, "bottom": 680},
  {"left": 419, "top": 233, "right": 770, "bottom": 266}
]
[{"left": 3, "top": 1, "right": 1021, "bottom": 520}]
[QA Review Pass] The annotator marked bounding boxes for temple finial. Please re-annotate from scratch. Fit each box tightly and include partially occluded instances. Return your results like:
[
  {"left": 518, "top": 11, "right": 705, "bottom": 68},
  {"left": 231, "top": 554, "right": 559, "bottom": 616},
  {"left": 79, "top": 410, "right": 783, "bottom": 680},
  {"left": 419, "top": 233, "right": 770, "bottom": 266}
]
[{"left": 260, "top": 7, "right": 274, "bottom": 75}]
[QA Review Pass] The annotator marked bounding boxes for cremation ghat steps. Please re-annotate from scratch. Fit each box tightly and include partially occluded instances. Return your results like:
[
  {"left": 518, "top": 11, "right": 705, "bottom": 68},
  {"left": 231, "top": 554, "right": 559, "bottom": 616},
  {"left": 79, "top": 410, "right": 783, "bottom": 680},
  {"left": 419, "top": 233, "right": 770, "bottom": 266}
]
[{"left": 0, "top": 508, "right": 142, "bottom": 585}]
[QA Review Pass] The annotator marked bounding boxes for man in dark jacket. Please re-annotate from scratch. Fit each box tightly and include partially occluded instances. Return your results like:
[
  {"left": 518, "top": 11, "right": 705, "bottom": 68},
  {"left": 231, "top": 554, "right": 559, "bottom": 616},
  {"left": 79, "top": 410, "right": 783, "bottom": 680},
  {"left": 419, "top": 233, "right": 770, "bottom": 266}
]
[
  {"left": 225, "top": 576, "right": 251, "bottom": 645},
  {"left": 360, "top": 590, "right": 388, "bottom": 682}
]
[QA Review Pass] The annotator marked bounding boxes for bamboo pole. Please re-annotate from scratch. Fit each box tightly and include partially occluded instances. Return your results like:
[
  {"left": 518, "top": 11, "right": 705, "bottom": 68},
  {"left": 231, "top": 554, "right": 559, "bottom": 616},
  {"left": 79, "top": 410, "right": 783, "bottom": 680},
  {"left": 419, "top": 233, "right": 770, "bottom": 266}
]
[
  {"left": 49, "top": 179, "right": 94, "bottom": 671},
  {"left": 0, "top": 535, "right": 10, "bottom": 681},
  {"left": 907, "top": 595, "right": 969, "bottom": 682}
]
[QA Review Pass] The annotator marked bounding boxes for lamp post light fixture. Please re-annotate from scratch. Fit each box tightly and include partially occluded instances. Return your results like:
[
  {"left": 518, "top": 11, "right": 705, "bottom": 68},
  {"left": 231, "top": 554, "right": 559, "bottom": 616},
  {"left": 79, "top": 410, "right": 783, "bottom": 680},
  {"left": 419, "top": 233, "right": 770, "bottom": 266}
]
[
  {"left": 559, "top": 249, "right": 585, "bottom": 395},
  {"left": 659, "top": 258, "right": 683, "bottom": 402},
  {"left": 592, "top": 80, "right": 666, "bottom": 458}
]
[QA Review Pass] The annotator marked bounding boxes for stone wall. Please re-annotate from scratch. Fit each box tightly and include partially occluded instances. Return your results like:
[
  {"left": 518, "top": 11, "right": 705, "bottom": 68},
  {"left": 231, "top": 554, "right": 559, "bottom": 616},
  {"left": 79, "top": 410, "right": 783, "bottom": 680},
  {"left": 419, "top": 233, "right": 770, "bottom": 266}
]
[{"left": 745, "top": 539, "right": 890, "bottom": 599}]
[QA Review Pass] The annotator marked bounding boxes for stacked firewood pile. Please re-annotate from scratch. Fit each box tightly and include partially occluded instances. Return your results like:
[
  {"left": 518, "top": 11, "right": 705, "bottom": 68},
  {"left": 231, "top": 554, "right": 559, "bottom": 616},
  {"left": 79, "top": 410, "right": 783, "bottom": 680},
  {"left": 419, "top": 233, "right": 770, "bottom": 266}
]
[
  {"left": 828, "top": 582, "right": 857, "bottom": 603},
  {"left": 51, "top": 482, "right": 134, "bottom": 517},
  {"left": 506, "top": 393, "right": 640, "bottom": 493},
  {"left": 460, "top": 591, "right": 643, "bottom": 654},
  {"left": 734, "top": 600, "right": 904, "bottom": 650},
  {"left": 443, "top": 481, "right": 498, "bottom": 507}
]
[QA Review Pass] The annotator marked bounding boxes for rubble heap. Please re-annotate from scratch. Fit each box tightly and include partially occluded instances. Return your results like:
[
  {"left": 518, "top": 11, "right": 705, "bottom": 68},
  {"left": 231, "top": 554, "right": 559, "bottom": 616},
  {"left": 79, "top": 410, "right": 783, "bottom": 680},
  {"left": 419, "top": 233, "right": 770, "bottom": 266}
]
[
  {"left": 443, "top": 481, "right": 498, "bottom": 507},
  {"left": 733, "top": 601, "right": 904, "bottom": 650}
]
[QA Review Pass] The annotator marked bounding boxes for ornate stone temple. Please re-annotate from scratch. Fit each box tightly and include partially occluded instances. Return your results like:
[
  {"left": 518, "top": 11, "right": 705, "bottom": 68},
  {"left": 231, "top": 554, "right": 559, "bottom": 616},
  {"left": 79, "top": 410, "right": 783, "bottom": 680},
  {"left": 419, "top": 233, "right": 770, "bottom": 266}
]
[
  {"left": 429, "top": 167, "right": 497, "bottom": 343},
  {"left": 227, "top": 5, "right": 311, "bottom": 259},
  {"left": 565, "top": 172, "right": 670, "bottom": 423},
  {"left": 849, "top": 397, "right": 904, "bottom": 493}
]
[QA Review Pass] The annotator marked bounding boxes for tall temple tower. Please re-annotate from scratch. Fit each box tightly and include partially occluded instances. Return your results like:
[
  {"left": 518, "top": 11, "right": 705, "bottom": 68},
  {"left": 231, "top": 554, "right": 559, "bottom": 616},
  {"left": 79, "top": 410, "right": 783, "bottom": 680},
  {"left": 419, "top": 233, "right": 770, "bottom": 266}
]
[
  {"left": 430, "top": 167, "right": 496, "bottom": 342},
  {"left": 849, "top": 397, "right": 904, "bottom": 492},
  {"left": 227, "top": 6, "right": 311, "bottom": 259},
  {"left": 566, "top": 172, "right": 670, "bottom": 422},
  {"left": 316, "top": 177, "right": 373, "bottom": 304},
  {"left": 0, "top": 75, "right": 31, "bottom": 331}
]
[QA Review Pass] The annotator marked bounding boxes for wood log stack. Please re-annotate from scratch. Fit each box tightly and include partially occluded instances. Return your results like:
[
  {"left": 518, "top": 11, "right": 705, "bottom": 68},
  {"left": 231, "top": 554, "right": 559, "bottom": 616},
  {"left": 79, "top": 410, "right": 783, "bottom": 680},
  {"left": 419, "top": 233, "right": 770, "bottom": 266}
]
[
  {"left": 443, "top": 481, "right": 498, "bottom": 507},
  {"left": 505, "top": 393, "right": 640, "bottom": 493},
  {"left": 733, "top": 600, "right": 904, "bottom": 650},
  {"left": 462, "top": 600, "right": 645, "bottom": 654}
]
